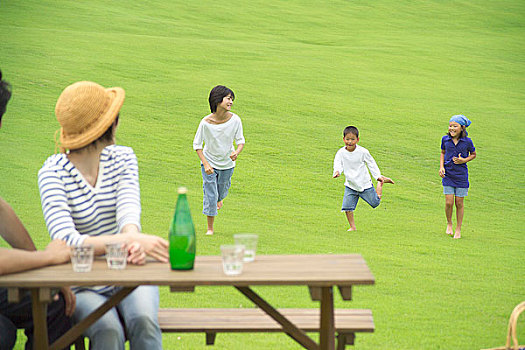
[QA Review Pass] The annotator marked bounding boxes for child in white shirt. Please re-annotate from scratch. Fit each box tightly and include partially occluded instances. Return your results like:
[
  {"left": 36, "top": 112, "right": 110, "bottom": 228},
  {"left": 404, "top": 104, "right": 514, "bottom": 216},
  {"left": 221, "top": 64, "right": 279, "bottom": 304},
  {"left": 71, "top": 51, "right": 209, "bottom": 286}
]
[
  {"left": 193, "top": 85, "right": 245, "bottom": 235},
  {"left": 333, "top": 126, "right": 394, "bottom": 231}
]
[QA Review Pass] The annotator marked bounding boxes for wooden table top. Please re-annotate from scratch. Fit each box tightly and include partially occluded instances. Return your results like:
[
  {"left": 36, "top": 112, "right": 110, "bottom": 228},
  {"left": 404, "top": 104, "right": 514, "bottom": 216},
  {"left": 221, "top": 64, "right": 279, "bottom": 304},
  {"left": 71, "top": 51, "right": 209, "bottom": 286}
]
[{"left": 0, "top": 254, "right": 375, "bottom": 288}]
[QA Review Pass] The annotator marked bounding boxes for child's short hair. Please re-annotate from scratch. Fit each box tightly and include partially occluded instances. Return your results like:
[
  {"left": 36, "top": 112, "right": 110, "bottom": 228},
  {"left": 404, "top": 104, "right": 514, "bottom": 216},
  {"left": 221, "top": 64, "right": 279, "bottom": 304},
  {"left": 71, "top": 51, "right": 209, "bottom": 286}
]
[
  {"left": 209, "top": 85, "right": 235, "bottom": 113},
  {"left": 343, "top": 126, "right": 359, "bottom": 138},
  {"left": 0, "top": 70, "right": 12, "bottom": 120}
]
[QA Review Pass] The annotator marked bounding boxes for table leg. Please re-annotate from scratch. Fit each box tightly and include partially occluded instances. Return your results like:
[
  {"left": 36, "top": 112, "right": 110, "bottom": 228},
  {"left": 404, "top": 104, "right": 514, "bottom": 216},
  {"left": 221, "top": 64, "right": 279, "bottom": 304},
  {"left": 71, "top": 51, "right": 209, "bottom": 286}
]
[
  {"left": 319, "top": 287, "right": 335, "bottom": 350},
  {"left": 49, "top": 287, "right": 137, "bottom": 350},
  {"left": 31, "top": 288, "right": 50, "bottom": 350},
  {"left": 236, "top": 286, "right": 319, "bottom": 350}
]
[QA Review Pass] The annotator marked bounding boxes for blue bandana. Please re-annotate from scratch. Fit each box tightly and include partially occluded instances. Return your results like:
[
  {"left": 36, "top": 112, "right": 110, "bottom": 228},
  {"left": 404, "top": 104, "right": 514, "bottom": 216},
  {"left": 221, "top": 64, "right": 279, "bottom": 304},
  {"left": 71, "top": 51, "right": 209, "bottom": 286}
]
[{"left": 449, "top": 115, "right": 471, "bottom": 127}]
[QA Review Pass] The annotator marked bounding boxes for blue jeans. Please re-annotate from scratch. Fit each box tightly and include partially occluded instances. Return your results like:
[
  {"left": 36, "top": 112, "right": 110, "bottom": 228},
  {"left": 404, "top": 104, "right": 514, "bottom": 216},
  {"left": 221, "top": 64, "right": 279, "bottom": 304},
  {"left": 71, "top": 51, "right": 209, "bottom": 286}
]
[
  {"left": 0, "top": 288, "right": 71, "bottom": 350},
  {"left": 201, "top": 165, "right": 234, "bottom": 216},
  {"left": 73, "top": 286, "right": 161, "bottom": 350},
  {"left": 341, "top": 186, "right": 381, "bottom": 211}
]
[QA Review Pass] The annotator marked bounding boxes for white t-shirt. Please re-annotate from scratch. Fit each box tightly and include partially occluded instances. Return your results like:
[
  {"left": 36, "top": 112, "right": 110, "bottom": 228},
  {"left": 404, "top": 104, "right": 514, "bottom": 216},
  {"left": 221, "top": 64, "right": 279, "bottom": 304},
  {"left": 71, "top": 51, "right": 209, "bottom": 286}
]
[
  {"left": 333, "top": 145, "right": 382, "bottom": 192},
  {"left": 193, "top": 113, "right": 245, "bottom": 169}
]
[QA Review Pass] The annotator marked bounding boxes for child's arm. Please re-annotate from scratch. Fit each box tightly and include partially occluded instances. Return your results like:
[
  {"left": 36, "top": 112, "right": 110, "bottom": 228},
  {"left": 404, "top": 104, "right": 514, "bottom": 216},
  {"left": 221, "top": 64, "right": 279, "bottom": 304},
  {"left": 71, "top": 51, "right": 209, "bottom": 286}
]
[
  {"left": 439, "top": 149, "right": 446, "bottom": 178},
  {"left": 333, "top": 150, "right": 343, "bottom": 178},
  {"left": 363, "top": 151, "right": 382, "bottom": 181},
  {"left": 453, "top": 151, "right": 476, "bottom": 164},
  {"left": 196, "top": 149, "right": 214, "bottom": 174},
  {"left": 230, "top": 143, "right": 244, "bottom": 161}
]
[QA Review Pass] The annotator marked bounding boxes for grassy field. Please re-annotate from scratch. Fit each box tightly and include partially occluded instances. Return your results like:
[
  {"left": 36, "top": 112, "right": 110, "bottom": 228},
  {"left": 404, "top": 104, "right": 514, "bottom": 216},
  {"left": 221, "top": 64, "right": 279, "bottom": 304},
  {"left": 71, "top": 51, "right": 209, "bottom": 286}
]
[{"left": 1, "top": 0, "right": 524, "bottom": 348}]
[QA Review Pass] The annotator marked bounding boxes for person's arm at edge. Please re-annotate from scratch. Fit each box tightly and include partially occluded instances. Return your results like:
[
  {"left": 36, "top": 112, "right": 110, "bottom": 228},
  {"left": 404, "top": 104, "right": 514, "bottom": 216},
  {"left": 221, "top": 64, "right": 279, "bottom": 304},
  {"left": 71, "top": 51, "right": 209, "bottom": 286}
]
[
  {"left": 0, "top": 197, "right": 37, "bottom": 251},
  {"left": 0, "top": 240, "right": 70, "bottom": 276}
]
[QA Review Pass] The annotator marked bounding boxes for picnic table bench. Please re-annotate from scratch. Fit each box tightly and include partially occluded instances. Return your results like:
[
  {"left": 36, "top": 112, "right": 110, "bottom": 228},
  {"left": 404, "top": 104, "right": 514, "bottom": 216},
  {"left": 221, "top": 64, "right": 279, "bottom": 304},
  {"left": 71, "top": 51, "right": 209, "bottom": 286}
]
[{"left": 75, "top": 307, "right": 374, "bottom": 349}]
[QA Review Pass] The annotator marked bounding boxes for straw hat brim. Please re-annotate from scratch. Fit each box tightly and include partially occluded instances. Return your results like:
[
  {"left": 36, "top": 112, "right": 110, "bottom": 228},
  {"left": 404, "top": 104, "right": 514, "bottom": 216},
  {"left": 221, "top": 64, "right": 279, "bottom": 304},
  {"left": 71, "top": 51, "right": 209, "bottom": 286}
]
[{"left": 59, "top": 87, "right": 125, "bottom": 150}]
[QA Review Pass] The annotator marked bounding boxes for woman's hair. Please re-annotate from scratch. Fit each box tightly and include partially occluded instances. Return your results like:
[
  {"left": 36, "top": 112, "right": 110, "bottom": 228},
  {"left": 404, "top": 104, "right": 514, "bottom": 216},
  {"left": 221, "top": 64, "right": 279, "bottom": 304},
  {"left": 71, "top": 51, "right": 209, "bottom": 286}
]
[
  {"left": 208, "top": 85, "right": 235, "bottom": 113},
  {"left": 0, "top": 70, "right": 12, "bottom": 120},
  {"left": 447, "top": 125, "right": 467, "bottom": 139}
]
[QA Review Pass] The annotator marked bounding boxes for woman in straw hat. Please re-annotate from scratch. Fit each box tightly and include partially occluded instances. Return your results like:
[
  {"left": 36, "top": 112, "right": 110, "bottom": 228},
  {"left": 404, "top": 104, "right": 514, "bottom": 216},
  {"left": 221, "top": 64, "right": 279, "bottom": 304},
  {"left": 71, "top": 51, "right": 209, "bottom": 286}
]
[{"left": 38, "top": 81, "right": 166, "bottom": 349}]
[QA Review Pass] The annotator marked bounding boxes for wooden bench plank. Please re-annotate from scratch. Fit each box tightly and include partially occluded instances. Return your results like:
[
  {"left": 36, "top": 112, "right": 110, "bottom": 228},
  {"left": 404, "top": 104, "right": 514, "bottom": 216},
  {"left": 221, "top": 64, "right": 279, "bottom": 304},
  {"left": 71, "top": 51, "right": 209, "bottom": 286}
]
[
  {"left": 158, "top": 308, "right": 374, "bottom": 333},
  {"left": 75, "top": 308, "right": 374, "bottom": 349}
]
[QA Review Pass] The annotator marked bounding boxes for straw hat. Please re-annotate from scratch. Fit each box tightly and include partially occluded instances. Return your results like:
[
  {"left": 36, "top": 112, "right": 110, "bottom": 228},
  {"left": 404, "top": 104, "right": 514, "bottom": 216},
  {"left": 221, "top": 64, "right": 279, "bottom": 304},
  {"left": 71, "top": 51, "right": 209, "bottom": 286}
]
[{"left": 55, "top": 81, "right": 125, "bottom": 151}]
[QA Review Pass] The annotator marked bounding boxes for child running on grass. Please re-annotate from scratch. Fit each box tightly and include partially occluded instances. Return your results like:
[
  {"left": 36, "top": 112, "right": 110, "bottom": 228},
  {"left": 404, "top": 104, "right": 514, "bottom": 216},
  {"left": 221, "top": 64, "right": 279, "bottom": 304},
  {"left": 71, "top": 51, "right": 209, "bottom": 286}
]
[
  {"left": 193, "top": 85, "right": 245, "bottom": 236},
  {"left": 333, "top": 126, "right": 394, "bottom": 231},
  {"left": 439, "top": 115, "right": 476, "bottom": 239}
]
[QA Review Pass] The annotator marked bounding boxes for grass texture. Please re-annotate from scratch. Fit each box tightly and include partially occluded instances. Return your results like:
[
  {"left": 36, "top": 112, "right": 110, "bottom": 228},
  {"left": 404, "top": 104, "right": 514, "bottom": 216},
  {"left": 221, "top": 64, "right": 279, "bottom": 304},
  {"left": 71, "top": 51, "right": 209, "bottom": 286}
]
[{"left": 0, "top": 0, "right": 524, "bottom": 348}]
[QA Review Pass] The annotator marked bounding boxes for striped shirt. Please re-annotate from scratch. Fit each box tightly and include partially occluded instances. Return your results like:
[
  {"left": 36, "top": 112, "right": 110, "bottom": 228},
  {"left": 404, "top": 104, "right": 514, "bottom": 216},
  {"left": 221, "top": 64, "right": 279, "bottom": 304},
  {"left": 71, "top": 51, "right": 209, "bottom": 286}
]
[
  {"left": 38, "top": 145, "right": 141, "bottom": 293},
  {"left": 38, "top": 145, "right": 141, "bottom": 247}
]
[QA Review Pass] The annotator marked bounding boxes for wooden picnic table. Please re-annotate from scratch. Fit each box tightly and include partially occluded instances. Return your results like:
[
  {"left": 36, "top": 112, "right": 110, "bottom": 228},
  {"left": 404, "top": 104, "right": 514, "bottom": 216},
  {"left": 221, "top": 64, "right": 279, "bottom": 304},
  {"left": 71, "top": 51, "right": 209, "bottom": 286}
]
[{"left": 0, "top": 254, "right": 375, "bottom": 350}]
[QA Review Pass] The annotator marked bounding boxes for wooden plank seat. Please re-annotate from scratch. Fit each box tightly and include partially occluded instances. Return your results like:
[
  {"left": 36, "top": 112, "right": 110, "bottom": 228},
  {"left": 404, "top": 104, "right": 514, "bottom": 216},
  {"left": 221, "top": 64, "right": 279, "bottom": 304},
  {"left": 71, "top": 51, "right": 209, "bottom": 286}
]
[
  {"left": 74, "top": 308, "right": 374, "bottom": 349},
  {"left": 158, "top": 308, "right": 374, "bottom": 349}
]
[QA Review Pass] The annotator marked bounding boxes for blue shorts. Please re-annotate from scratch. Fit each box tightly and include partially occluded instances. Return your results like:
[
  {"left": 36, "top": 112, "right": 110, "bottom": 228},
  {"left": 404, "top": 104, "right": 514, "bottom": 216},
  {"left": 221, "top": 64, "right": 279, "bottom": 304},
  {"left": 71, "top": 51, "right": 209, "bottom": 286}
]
[
  {"left": 443, "top": 186, "right": 468, "bottom": 197},
  {"left": 201, "top": 165, "right": 234, "bottom": 216},
  {"left": 341, "top": 186, "right": 381, "bottom": 212}
]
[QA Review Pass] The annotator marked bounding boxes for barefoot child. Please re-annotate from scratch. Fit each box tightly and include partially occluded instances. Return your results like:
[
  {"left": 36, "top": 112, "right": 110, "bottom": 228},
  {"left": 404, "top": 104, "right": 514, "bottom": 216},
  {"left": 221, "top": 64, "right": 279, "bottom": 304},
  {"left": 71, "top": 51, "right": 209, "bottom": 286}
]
[
  {"left": 333, "top": 126, "right": 394, "bottom": 231},
  {"left": 439, "top": 115, "right": 476, "bottom": 239},
  {"left": 193, "top": 85, "right": 245, "bottom": 235}
]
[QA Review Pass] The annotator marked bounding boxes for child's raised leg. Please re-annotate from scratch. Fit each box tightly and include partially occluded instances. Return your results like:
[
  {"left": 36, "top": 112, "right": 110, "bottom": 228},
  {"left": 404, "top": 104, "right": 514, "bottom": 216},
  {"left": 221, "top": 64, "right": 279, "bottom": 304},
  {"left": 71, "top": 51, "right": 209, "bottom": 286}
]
[
  {"left": 445, "top": 194, "right": 454, "bottom": 235},
  {"left": 206, "top": 216, "right": 215, "bottom": 235},
  {"left": 453, "top": 196, "right": 464, "bottom": 239},
  {"left": 345, "top": 211, "right": 357, "bottom": 231}
]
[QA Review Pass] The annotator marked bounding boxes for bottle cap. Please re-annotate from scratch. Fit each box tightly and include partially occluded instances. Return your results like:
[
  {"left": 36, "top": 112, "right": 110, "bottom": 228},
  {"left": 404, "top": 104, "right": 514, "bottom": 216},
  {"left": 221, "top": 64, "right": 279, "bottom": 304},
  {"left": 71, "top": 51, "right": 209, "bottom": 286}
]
[{"left": 178, "top": 187, "right": 188, "bottom": 194}]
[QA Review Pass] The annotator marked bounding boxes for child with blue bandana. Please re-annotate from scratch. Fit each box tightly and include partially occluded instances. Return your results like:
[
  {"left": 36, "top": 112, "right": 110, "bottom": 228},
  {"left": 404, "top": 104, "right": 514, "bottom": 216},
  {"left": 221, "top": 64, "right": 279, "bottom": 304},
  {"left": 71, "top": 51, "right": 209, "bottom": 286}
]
[{"left": 439, "top": 115, "right": 477, "bottom": 239}]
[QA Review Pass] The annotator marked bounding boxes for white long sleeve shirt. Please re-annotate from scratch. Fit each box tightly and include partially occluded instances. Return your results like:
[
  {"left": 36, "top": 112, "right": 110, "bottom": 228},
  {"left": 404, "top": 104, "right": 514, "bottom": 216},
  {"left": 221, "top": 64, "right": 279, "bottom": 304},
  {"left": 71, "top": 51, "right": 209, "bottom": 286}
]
[
  {"left": 333, "top": 145, "right": 382, "bottom": 192},
  {"left": 192, "top": 113, "right": 245, "bottom": 169}
]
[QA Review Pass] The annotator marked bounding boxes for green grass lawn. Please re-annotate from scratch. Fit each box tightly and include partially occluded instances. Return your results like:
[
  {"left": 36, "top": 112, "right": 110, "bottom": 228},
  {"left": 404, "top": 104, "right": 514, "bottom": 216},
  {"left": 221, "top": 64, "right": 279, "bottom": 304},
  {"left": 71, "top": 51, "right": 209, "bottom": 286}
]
[{"left": 1, "top": 0, "right": 524, "bottom": 348}]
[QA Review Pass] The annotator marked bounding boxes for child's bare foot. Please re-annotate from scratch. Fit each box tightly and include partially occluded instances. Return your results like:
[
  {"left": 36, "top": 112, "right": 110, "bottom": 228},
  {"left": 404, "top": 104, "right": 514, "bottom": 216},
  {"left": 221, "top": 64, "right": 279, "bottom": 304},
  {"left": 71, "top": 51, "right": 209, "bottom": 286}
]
[
  {"left": 205, "top": 230, "right": 214, "bottom": 236},
  {"left": 446, "top": 223, "right": 453, "bottom": 236},
  {"left": 453, "top": 230, "right": 461, "bottom": 239},
  {"left": 217, "top": 201, "right": 223, "bottom": 210},
  {"left": 347, "top": 227, "right": 357, "bottom": 232}
]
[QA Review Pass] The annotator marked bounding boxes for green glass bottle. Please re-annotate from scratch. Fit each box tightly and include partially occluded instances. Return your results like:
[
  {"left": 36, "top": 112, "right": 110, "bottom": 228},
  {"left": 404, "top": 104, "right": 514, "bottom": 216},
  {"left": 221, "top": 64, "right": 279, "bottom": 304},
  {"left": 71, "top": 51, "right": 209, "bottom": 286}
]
[{"left": 169, "top": 187, "right": 196, "bottom": 270}]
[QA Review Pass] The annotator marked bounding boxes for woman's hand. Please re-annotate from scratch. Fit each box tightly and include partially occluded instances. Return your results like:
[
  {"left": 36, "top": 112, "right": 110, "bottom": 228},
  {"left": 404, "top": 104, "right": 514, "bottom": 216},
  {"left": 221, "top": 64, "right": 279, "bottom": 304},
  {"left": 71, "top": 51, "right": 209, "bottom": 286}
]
[
  {"left": 439, "top": 167, "right": 446, "bottom": 178},
  {"left": 129, "top": 233, "right": 169, "bottom": 263},
  {"left": 127, "top": 241, "right": 146, "bottom": 265}
]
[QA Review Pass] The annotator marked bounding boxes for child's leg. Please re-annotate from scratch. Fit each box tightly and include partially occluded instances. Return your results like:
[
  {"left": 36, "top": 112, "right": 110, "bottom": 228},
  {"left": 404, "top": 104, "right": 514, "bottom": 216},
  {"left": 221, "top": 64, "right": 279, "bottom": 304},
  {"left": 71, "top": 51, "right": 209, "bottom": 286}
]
[
  {"left": 345, "top": 211, "right": 356, "bottom": 231},
  {"left": 216, "top": 168, "right": 234, "bottom": 210},
  {"left": 341, "top": 187, "right": 359, "bottom": 230},
  {"left": 206, "top": 216, "right": 215, "bottom": 235},
  {"left": 201, "top": 165, "right": 219, "bottom": 235},
  {"left": 360, "top": 187, "right": 381, "bottom": 208},
  {"left": 453, "top": 196, "right": 465, "bottom": 239},
  {"left": 444, "top": 194, "right": 454, "bottom": 235}
]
